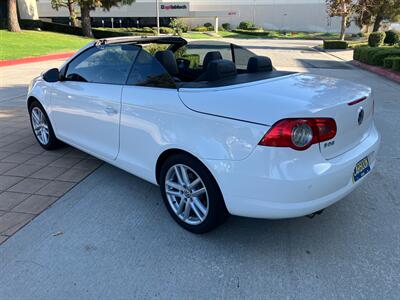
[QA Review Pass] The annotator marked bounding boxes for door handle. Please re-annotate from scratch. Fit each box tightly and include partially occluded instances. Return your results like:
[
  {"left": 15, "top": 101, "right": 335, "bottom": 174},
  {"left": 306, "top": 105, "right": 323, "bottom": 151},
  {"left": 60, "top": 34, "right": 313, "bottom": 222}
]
[{"left": 104, "top": 106, "right": 117, "bottom": 115}]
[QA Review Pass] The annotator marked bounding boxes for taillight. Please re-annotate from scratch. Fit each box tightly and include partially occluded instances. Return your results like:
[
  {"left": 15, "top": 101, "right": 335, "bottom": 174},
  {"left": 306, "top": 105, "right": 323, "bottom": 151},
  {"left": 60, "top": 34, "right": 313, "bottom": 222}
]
[{"left": 258, "top": 118, "right": 337, "bottom": 151}]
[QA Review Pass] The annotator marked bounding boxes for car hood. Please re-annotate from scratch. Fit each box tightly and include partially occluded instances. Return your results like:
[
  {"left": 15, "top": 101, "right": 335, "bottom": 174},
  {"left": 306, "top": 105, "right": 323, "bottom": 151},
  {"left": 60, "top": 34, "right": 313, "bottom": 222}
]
[{"left": 178, "top": 73, "right": 371, "bottom": 126}]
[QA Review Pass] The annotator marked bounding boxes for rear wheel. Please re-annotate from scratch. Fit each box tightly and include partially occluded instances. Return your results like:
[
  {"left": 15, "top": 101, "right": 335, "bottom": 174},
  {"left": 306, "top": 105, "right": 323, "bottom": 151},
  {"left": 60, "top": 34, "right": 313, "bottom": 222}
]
[
  {"left": 29, "top": 101, "right": 62, "bottom": 150},
  {"left": 159, "top": 154, "right": 229, "bottom": 233}
]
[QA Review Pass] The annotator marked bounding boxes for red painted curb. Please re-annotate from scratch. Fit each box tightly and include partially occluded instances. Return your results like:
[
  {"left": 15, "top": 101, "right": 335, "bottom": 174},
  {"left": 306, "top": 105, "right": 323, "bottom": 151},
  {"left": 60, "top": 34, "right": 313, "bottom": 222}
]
[
  {"left": 351, "top": 60, "right": 400, "bottom": 84},
  {"left": 0, "top": 52, "right": 75, "bottom": 67}
]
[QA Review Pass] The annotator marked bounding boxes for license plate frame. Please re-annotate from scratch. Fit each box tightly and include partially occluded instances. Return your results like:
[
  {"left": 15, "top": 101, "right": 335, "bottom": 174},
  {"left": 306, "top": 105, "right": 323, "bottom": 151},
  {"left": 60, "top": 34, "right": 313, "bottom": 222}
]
[{"left": 353, "top": 157, "right": 371, "bottom": 183}]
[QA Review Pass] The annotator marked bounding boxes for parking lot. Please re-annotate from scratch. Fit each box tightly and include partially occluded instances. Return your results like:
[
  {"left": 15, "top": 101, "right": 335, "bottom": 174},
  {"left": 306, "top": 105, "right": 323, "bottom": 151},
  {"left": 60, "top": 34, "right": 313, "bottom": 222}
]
[{"left": 0, "top": 39, "right": 399, "bottom": 299}]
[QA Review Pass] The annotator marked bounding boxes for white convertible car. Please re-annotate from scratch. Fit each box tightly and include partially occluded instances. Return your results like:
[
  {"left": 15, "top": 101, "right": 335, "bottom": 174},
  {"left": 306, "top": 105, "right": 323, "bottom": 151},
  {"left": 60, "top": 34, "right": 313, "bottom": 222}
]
[{"left": 27, "top": 36, "right": 380, "bottom": 233}]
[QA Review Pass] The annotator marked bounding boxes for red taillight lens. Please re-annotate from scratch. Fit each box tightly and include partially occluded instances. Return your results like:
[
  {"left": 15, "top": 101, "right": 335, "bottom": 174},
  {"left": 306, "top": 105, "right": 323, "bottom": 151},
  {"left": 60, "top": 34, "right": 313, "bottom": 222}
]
[{"left": 258, "top": 118, "right": 337, "bottom": 151}]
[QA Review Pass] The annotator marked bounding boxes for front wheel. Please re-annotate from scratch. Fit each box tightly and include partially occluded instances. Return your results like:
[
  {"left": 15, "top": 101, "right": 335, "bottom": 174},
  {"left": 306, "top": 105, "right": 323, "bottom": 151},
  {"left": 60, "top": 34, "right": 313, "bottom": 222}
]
[
  {"left": 29, "top": 100, "right": 62, "bottom": 150},
  {"left": 159, "top": 154, "right": 229, "bottom": 233}
]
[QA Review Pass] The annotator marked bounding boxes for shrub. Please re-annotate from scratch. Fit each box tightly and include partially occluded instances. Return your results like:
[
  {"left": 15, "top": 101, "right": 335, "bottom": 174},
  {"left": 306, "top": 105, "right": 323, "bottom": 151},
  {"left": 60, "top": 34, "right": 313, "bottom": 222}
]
[
  {"left": 347, "top": 42, "right": 368, "bottom": 49},
  {"left": 182, "top": 54, "right": 200, "bottom": 68},
  {"left": 222, "top": 23, "right": 231, "bottom": 31},
  {"left": 353, "top": 46, "right": 363, "bottom": 60},
  {"left": 323, "top": 40, "right": 348, "bottom": 49},
  {"left": 192, "top": 26, "right": 209, "bottom": 32},
  {"left": 238, "top": 21, "right": 255, "bottom": 30},
  {"left": 232, "top": 29, "right": 269, "bottom": 37},
  {"left": 142, "top": 27, "right": 155, "bottom": 33},
  {"left": 384, "top": 30, "right": 400, "bottom": 45},
  {"left": 143, "top": 44, "right": 168, "bottom": 55},
  {"left": 370, "top": 48, "right": 400, "bottom": 66},
  {"left": 355, "top": 46, "right": 382, "bottom": 63},
  {"left": 383, "top": 56, "right": 399, "bottom": 68},
  {"left": 169, "top": 18, "right": 189, "bottom": 35},
  {"left": 392, "top": 58, "right": 400, "bottom": 72},
  {"left": 368, "top": 31, "right": 386, "bottom": 47},
  {"left": 158, "top": 27, "right": 174, "bottom": 34},
  {"left": 201, "top": 22, "right": 214, "bottom": 31}
]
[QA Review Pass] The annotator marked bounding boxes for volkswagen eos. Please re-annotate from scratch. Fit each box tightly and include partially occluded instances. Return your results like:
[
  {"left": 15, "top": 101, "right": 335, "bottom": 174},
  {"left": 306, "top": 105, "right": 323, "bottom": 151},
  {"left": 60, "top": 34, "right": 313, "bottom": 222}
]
[{"left": 27, "top": 36, "right": 380, "bottom": 233}]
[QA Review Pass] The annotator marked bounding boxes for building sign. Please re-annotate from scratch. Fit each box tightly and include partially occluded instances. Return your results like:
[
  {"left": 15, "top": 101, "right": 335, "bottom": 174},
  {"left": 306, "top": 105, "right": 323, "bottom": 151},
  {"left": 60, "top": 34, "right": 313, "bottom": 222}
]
[{"left": 161, "top": 4, "right": 188, "bottom": 10}]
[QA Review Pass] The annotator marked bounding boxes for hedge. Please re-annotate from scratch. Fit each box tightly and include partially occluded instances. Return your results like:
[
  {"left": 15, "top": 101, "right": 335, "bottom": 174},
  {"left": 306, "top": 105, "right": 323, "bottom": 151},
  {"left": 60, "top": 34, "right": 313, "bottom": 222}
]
[
  {"left": 353, "top": 46, "right": 400, "bottom": 68},
  {"left": 368, "top": 31, "right": 386, "bottom": 47},
  {"left": 383, "top": 56, "right": 399, "bottom": 69},
  {"left": 323, "top": 40, "right": 348, "bottom": 49},
  {"left": 158, "top": 27, "right": 174, "bottom": 34},
  {"left": 232, "top": 29, "right": 269, "bottom": 37},
  {"left": 353, "top": 46, "right": 381, "bottom": 63},
  {"left": 18, "top": 19, "right": 156, "bottom": 38},
  {"left": 182, "top": 54, "right": 200, "bottom": 68},
  {"left": 370, "top": 48, "right": 400, "bottom": 66},
  {"left": 221, "top": 23, "right": 231, "bottom": 31},
  {"left": 392, "top": 58, "right": 400, "bottom": 72},
  {"left": 238, "top": 21, "right": 255, "bottom": 30},
  {"left": 384, "top": 30, "right": 400, "bottom": 45},
  {"left": 192, "top": 26, "right": 209, "bottom": 32}
]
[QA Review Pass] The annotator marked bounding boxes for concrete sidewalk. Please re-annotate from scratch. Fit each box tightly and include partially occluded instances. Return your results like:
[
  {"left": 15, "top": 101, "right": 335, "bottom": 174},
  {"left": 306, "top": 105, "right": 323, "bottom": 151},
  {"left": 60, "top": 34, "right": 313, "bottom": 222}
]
[{"left": 0, "top": 59, "right": 102, "bottom": 244}]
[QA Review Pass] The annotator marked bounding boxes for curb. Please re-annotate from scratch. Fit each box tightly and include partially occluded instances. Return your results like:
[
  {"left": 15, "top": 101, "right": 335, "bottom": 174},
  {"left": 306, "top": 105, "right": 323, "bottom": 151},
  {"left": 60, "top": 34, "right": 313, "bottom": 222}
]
[
  {"left": 351, "top": 60, "right": 400, "bottom": 84},
  {"left": 0, "top": 52, "right": 75, "bottom": 67}
]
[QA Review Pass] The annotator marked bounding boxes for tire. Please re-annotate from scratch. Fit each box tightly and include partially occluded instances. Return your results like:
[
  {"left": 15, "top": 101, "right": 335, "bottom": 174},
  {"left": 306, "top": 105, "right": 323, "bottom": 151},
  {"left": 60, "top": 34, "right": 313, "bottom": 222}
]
[
  {"left": 29, "top": 100, "right": 62, "bottom": 150},
  {"left": 159, "top": 154, "right": 229, "bottom": 233}
]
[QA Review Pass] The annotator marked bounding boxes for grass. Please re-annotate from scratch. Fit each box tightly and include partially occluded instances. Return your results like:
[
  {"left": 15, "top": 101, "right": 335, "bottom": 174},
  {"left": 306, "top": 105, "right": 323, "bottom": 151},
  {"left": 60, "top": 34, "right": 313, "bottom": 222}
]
[
  {"left": 182, "top": 32, "right": 216, "bottom": 39},
  {"left": 0, "top": 30, "right": 92, "bottom": 60}
]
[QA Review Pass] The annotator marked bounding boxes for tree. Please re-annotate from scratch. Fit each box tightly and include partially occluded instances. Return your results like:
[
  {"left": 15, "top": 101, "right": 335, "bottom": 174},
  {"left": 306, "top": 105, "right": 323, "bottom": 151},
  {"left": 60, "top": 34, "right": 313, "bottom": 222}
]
[
  {"left": 7, "top": 0, "right": 21, "bottom": 32},
  {"left": 369, "top": 0, "right": 400, "bottom": 32},
  {"left": 326, "top": 0, "right": 357, "bottom": 40},
  {"left": 353, "top": 0, "right": 374, "bottom": 33},
  {"left": 353, "top": 0, "right": 400, "bottom": 32},
  {"left": 51, "top": 0, "right": 79, "bottom": 27},
  {"left": 78, "top": 0, "right": 135, "bottom": 38}
]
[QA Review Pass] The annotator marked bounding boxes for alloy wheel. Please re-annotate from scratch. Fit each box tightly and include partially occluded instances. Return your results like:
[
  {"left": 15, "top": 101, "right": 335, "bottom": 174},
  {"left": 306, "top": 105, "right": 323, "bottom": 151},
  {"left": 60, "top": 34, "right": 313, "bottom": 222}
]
[
  {"left": 165, "top": 164, "right": 209, "bottom": 225},
  {"left": 31, "top": 107, "right": 49, "bottom": 145}
]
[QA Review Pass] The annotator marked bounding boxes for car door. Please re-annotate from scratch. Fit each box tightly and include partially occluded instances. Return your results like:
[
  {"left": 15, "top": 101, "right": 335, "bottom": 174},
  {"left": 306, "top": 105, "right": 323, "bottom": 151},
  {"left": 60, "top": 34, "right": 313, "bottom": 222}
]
[
  {"left": 118, "top": 48, "right": 180, "bottom": 181},
  {"left": 50, "top": 44, "right": 140, "bottom": 160}
]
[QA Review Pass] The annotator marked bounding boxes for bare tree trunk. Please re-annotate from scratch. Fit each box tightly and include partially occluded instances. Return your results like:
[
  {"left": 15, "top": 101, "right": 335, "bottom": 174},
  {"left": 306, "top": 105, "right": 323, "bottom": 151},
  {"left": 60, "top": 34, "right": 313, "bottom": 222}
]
[
  {"left": 7, "top": 0, "right": 21, "bottom": 32},
  {"left": 340, "top": 14, "right": 347, "bottom": 40},
  {"left": 67, "top": 0, "right": 79, "bottom": 27},
  {"left": 373, "top": 11, "right": 383, "bottom": 32},
  {"left": 80, "top": 3, "right": 93, "bottom": 38}
]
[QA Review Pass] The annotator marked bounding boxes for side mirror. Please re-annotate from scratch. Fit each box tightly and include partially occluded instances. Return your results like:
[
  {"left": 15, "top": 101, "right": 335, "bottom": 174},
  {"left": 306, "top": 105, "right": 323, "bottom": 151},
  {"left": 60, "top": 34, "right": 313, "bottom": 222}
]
[{"left": 43, "top": 68, "right": 60, "bottom": 82}]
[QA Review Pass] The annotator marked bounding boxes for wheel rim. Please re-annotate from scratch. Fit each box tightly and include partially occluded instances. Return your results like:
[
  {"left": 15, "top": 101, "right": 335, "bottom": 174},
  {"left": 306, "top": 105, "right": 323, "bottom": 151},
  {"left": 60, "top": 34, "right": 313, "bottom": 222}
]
[
  {"left": 31, "top": 107, "right": 49, "bottom": 145},
  {"left": 165, "top": 164, "right": 209, "bottom": 226}
]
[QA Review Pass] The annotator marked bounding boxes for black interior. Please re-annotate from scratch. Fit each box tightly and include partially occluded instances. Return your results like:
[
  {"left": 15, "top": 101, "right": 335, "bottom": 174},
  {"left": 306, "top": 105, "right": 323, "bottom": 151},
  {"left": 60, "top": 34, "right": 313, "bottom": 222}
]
[
  {"left": 247, "top": 56, "right": 273, "bottom": 73},
  {"left": 154, "top": 50, "right": 181, "bottom": 82}
]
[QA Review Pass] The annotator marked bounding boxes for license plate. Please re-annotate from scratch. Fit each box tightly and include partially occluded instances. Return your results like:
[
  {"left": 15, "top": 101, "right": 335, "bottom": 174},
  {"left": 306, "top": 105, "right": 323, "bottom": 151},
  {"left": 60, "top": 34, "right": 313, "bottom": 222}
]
[{"left": 353, "top": 157, "right": 371, "bottom": 183}]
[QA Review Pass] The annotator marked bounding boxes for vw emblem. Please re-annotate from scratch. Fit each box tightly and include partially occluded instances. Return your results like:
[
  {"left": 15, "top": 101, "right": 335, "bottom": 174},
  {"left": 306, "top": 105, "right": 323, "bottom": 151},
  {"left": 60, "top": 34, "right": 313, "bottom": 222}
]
[{"left": 357, "top": 107, "right": 364, "bottom": 126}]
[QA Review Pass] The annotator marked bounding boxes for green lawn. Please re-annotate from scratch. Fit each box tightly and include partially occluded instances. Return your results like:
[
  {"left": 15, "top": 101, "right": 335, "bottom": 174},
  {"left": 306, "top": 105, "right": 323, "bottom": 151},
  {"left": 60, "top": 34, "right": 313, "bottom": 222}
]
[
  {"left": 182, "top": 32, "right": 216, "bottom": 39},
  {"left": 0, "top": 30, "right": 92, "bottom": 60}
]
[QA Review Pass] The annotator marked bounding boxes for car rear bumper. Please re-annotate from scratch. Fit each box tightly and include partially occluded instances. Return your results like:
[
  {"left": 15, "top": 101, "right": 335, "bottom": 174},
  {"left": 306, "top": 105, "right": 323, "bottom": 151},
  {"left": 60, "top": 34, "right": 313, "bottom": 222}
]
[{"left": 204, "top": 123, "right": 380, "bottom": 219}]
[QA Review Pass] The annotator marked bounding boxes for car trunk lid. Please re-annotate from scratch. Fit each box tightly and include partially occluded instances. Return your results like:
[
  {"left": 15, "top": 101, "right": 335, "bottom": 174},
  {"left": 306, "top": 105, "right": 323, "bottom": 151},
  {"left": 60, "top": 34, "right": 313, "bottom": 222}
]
[{"left": 178, "top": 73, "right": 372, "bottom": 159}]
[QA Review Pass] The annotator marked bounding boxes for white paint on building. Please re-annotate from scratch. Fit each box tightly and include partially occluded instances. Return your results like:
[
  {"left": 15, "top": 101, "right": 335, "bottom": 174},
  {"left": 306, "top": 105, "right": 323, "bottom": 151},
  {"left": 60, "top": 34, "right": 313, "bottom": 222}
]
[{"left": 20, "top": 0, "right": 360, "bottom": 33}]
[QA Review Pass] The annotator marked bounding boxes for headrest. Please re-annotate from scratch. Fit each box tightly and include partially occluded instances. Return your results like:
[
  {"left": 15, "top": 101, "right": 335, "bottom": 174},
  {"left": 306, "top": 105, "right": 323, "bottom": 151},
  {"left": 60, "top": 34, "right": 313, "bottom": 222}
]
[
  {"left": 205, "top": 59, "right": 237, "bottom": 81},
  {"left": 247, "top": 56, "right": 273, "bottom": 73},
  {"left": 155, "top": 50, "right": 179, "bottom": 76},
  {"left": 203, "top": 51, "right": 223, "bottom": 71}
]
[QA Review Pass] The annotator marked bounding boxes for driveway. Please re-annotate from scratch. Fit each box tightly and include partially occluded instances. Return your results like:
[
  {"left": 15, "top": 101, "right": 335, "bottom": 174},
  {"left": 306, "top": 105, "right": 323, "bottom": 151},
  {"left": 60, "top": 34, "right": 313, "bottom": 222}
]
[{"left": 0, "top": 39, "right": 399, "bottom": 299}]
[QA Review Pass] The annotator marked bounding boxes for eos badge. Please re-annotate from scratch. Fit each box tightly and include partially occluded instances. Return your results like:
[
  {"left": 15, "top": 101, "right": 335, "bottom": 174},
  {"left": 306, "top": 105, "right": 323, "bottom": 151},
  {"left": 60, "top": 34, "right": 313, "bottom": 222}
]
[{"left": 324, "top": 141, "right": 335, "bottom": 148}]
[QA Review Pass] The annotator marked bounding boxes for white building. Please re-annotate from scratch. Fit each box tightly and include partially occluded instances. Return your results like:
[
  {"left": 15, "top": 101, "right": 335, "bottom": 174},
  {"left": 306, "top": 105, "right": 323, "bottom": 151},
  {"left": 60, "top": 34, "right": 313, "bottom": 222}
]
[{"left": 19, "top": 0, "right": 360, "bottom": 33}]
